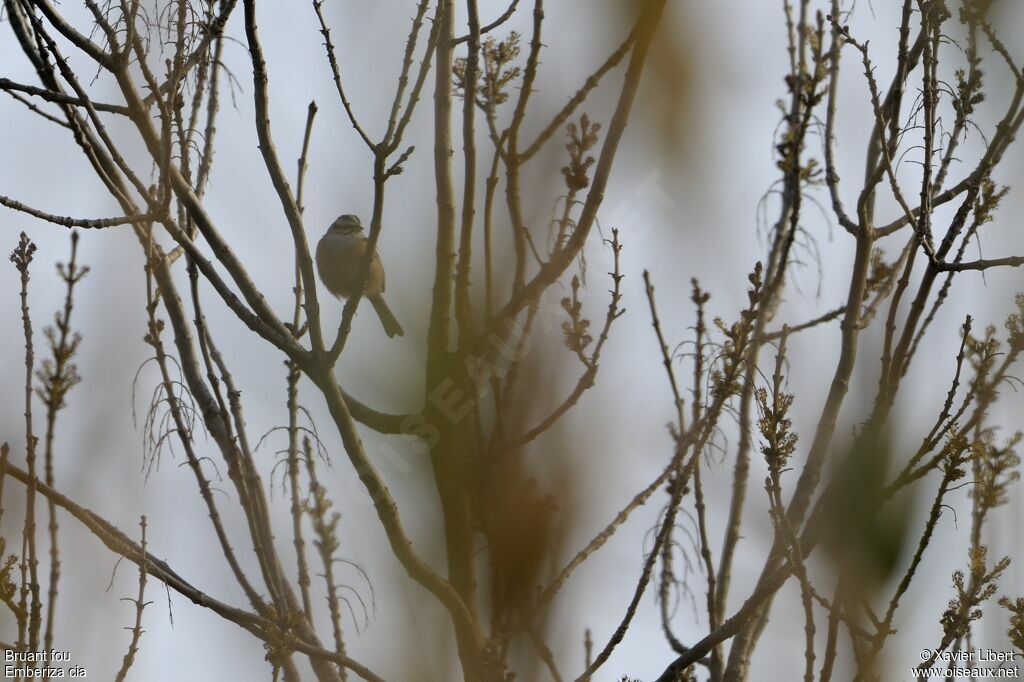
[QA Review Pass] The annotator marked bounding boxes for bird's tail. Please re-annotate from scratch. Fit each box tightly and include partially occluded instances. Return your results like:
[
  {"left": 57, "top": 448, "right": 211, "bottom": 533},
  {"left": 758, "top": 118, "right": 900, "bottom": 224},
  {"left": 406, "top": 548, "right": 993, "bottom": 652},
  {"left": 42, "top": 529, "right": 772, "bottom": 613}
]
[{"left": 370, "top": 295, "right": 404, "bottom": 338}]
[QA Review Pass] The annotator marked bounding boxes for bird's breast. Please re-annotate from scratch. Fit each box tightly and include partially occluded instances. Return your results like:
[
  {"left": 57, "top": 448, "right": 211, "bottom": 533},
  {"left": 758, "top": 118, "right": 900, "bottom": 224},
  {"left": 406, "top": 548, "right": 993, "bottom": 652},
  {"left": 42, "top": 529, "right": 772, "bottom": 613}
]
[{"left": 315, "top": 234, "right": 384, "bottom": 297}]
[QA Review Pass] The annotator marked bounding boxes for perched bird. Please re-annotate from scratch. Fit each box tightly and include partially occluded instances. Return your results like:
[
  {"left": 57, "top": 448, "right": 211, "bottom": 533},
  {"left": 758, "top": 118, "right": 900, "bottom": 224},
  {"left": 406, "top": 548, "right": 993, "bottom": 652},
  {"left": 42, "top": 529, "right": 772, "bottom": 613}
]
[{"left": 315, "top": 214, "right": 404, "bottom": 338}]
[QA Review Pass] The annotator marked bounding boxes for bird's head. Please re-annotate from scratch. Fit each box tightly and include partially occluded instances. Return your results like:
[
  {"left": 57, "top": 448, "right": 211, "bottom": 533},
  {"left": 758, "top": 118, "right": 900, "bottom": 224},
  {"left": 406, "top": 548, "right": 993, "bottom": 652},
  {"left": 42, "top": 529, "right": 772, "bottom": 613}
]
[{"left": 328, "top": 214, "right": 363, "bottom": 235}]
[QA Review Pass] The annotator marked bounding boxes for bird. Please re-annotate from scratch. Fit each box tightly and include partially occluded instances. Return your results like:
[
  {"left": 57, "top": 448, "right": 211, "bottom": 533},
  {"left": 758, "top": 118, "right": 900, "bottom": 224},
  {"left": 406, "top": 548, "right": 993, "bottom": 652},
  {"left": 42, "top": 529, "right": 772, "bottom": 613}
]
[{"left": 315, "top": 214, "right": 404, "bottom": 338}]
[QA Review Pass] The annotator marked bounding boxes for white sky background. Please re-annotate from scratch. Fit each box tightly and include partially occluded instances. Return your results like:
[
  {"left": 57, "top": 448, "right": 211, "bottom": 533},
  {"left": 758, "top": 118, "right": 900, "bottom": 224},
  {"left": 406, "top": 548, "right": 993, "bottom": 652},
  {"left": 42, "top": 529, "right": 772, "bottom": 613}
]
[{"left": 1, "top": 1, "right": 1024, "bottom": 680}]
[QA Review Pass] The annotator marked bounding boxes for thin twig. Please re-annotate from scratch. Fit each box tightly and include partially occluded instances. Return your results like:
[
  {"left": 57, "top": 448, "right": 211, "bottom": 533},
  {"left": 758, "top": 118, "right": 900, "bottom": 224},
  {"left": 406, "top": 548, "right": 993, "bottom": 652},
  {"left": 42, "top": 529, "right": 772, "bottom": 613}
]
[{"left": 114, "top": 517, "right": 150, "bottom": 682}]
